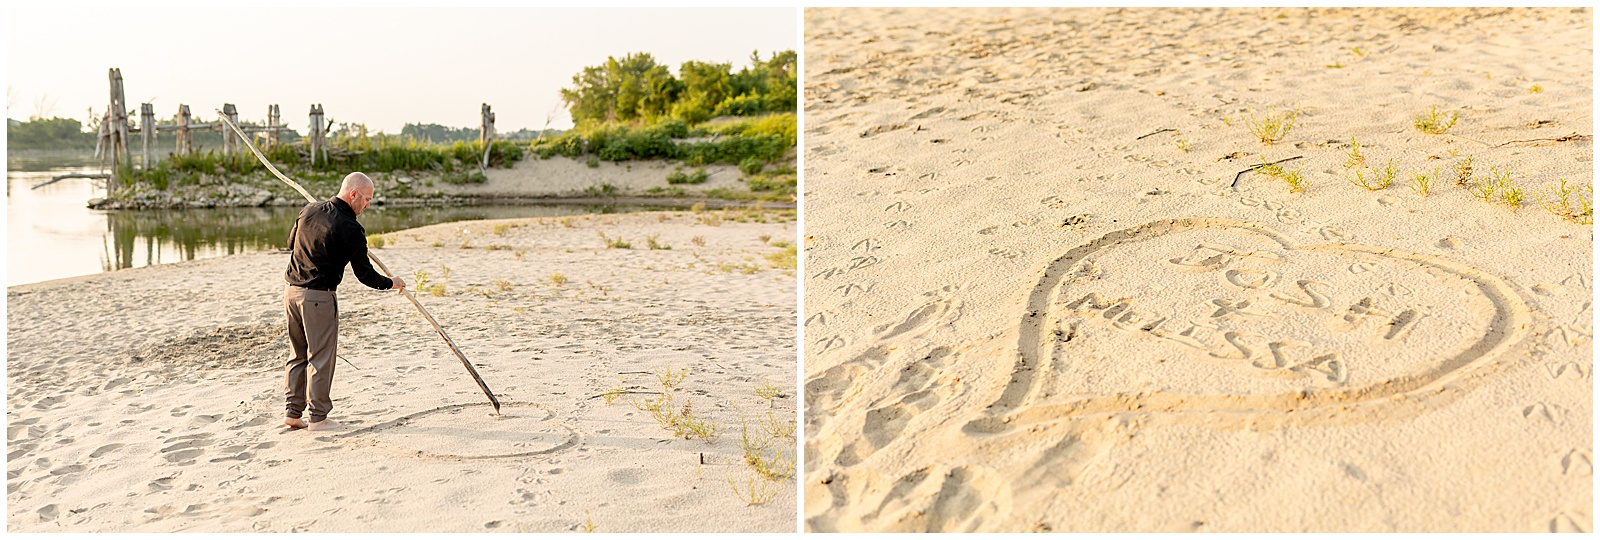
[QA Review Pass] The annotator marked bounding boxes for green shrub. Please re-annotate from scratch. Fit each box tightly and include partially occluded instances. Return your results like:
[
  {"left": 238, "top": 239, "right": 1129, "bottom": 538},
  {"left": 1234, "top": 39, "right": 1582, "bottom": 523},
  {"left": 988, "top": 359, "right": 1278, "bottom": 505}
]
[
  {"left": 747, "top": 173, "right": 795, "bottom": 192},
  {"left": 739, "top": 157, "right": 765, "bottom": 176}
]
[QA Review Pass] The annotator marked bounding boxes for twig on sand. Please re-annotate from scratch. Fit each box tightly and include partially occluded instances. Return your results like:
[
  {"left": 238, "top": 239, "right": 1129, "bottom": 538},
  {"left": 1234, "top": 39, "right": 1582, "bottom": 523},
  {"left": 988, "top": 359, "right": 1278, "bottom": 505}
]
[
  {"left": 1444, "top": 133, "right": 1493, "bottom": 147},
  {"left": 1230, "top": 155, "right": 1304, "bottom": 188},
  {"left": 1137, "top": 128, "right": 1177, "bottom": 140},
  {"left": 585, "top": 390, "right": 663, "bottom": 400},
  {"left": 1492, "top": 132, "right": 1588, "bottom": 148},
  {"left": 617, "top": 371, "right": 654, "bottom": 375}
]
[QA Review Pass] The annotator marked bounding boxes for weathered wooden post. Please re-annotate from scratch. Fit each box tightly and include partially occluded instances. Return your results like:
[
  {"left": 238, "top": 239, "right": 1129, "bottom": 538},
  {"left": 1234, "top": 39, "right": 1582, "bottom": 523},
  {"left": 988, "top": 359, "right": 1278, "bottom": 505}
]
[
  {"left": 107, "top": 68, "right": 131, "bottom": 186},
  {"left": 479, "top": 103, "right": 495, "bottom": 170},
  {"left": 175, "top": 104, "right": 192, "bottom": 156},
  {"left": 309, "top": 104, "right": 325, "bottom": 167},
  {"left": 267, "top": 104, "right": 281, "bottom": 148},
  {"left": 221, "top": 103, "right": 239, "bottom": 156},
  {"left": 140, "top": 103, "right": 155, "bottom": 170}
]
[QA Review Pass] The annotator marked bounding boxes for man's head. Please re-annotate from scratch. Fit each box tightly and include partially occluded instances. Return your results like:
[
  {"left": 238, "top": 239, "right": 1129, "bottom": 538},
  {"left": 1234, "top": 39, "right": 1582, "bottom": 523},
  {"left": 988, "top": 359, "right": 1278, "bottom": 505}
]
[{"left": 337, "top": 172, "right": 376, "bottom": 216}]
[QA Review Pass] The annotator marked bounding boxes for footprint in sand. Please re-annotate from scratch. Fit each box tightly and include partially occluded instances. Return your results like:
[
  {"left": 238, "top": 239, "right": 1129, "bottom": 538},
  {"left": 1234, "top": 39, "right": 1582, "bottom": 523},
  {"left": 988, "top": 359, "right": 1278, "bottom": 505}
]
[
  {"left": 159, "top": 435, "right": 212, "bottom": 464},
  {"left": 38, "top": 504, "right": 59, "bottom": 522},
  {"left": 88, "top": 443, "right": 123, "bottom": 459}
]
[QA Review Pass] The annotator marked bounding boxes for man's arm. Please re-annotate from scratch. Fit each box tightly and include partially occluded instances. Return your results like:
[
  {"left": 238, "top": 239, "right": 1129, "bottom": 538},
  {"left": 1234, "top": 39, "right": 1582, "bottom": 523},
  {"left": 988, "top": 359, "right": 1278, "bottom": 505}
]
[{"left": 346, "top": 225, "right": 396, "bottom": 290}]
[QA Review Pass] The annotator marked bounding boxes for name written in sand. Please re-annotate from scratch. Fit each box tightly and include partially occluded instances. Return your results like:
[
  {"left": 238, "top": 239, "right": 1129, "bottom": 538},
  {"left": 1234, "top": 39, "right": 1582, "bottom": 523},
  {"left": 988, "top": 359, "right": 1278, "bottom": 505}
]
[{"left": 974, "top": 218, "right": 1531, "bottom": 430}]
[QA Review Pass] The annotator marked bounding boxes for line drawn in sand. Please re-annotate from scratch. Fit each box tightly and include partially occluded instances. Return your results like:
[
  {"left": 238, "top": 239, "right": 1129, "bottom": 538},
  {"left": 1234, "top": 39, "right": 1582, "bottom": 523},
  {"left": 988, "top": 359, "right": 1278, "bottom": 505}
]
[
  {"left": 970, "top": 217, "right": 1532, "bottom": 434},
  {"left": 335, "top": 402, "right": 581, "bottom": 461}
]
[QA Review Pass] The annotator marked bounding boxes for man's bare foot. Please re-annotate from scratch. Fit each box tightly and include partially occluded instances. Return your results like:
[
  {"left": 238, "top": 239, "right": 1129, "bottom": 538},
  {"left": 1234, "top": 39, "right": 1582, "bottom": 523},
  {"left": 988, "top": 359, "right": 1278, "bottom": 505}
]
[
  {"left": 284, "top": 417, "right": 307, "bottom": 429},
  {"left": 306, "top": 418, "right": 342, "bottom": 432}
]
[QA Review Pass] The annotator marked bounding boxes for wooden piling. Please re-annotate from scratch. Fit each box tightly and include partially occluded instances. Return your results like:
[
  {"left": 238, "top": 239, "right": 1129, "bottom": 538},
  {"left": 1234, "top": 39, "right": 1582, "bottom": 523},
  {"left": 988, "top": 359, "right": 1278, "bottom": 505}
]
[
  {"left": 102, "top": 68, "right": 131, "bottom": 195},
  {"left": 267, "top": 104, "right": 281, "bottom": 148},
  {"left": 175, "top": 104, "right": 192, "bottom": 156},
  {"left": 140, "top": 103, "right": 155, "bottom": 169},
  {"left": 480, "top": 103, "right": 495, "bottom": 170},
  {"left": 221, "top": 103, "right": 239, "bottom": 156},
  {"left": 308, "top": 104, "right": 326, "bottom": 166}
]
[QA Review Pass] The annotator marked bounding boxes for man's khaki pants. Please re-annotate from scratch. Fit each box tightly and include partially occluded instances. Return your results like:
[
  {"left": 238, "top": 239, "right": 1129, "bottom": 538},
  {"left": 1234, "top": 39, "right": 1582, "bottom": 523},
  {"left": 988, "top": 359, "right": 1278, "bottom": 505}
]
[{"left": 284, "top": 285, "right": 338, "bottom": 423}]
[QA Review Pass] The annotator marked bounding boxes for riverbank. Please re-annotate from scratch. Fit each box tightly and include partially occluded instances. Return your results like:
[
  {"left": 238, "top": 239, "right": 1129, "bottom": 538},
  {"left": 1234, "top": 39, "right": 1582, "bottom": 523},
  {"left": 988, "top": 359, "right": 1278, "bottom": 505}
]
[
  {"left": 7, "top": 210, "right": 798, "bottom": 532},
  {"left": 82, "top": 153, "right": 794, "bottom": 210}
]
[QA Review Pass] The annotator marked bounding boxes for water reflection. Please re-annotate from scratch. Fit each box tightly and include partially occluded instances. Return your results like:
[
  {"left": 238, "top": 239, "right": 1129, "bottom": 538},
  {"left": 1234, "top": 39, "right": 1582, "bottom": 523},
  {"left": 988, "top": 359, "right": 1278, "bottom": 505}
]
[{"left": 8, "top": 155, "right": 683, "bottom": 286}]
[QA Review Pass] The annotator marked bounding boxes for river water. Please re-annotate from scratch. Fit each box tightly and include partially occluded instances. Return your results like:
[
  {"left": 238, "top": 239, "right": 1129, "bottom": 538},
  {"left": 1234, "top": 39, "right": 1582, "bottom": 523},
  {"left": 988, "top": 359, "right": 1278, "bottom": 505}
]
[{"left": 6, "top": 153, "right": 681, "bottom": 286}]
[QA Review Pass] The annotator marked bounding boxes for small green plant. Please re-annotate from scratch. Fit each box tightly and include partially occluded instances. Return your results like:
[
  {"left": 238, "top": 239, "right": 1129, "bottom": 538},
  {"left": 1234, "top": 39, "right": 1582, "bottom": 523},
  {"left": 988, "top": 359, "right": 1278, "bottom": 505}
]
[
  {"left": 597, "top": 231, "right": 631, "bottom": 249},
  {"left": 1476, "top": 167, "right": 1520, "bottom": 208},
  {"left": 1253, "top": 157, "right": 1307, "bottom": 193},
  {"left": 585, "top": 156, "right": 600, "bottom": 168},
  {"left": 766, "top": 245, "right": 797, "bottom": 270},
  {"left": 645, "top": 233, "right": 670, "bottom": 250},
  {"left": 656, "top": 364, "right": 688, "bottom": 394},
  {"left": 367, "top": 233, "right": 386, "bottom": 248},
  {"left": 584, "top": 183, "right": 618, "bottom": 197},
  {"left": 1243, "top": 105, "right": 1298, "bottom": 145},
  {"left": 430, "top": 241, "right": 444, "bottom": 248},
  {"left": 760, "top": 411, "right": 796, "bottom": 440},
  {"left": 1347, "top": 160, "right": 1396, "bottom": 191},
  {"left": 1469, "top": 175, "right": 1500, "bottom": 202},
  {"left": 1537, "top": 179, "right": 1594, "bottom": 224},
  {"left": 513, "top": 249, "right": 527, "bottom": 258},
  {"left": 698, "top": 213, "right": 723, "bottom": 227},
  {"left": 690, "top": 235, "right": 706, "bottom": 247},
  {"left": 425, "top": 283, "right": 447, "bottom": 297},
  {"left": 755, "top": 380, "right": 781, "bottom": 407},
  {"left": 492, "top": 223, "right": 512, "bottom": 236},
  {"left": 1530, "top": 83, "right": 1544, "bottom": 94},
  {"left": 1455, "top": 156, "right": 1474, "bottom": 186},
  {"left": 1408, "top": 168, "right": 1436, "bottom": 196},
  {"left": 676, "top": 407, "right": 722, "bottom": 442},
  {"left": 1503, "top": 183, "right": 1525, "bottom": 208},
  {"left": 758, "top": 233, "right": 772, "bottom": 245},
  {"left": 601, "top": 385, "right": 623, "bottom": 405},
  {"left": 690, "top": 202, "right": 707, "bottom": 214},
  {"left": 1326, "top": 60, "right": 1344, "bottom": 69},
  {"left": 1279, "top": 168, "right": 1308, "bottom": 193},
  {"left": 689, "top": 168, "right": 708, "bottom": 184},
  {"left": 1174, "top": 138, "right": 1191, "bottom": 152},
  {"left": 549, "top": 272, "right": 568, "bottom": 286},
  {"left": 493, "top": 279, "right": 513, "bottom": 292},
  {"left": 413, "top": 270, "right": 431, "bottom": 290},
  {"left": 1414, "top": 106, "right": 1459, "bottom": 134},
  {"left": 727, "top": 473, "right": 779, "bottom": 506},
  {"left": 1343, "top": 136, "right": 1366, "bottom": 169},
  {"left": 581, "top": 509, "right": 597, "bottom": 533}
]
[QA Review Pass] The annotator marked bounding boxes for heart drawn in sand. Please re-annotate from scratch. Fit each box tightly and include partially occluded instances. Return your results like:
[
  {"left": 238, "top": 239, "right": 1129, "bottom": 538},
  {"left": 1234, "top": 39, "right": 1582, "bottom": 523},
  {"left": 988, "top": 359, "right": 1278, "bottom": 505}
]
[{"left": 967, "top": 218, "right": 1531, "bottom": 433}]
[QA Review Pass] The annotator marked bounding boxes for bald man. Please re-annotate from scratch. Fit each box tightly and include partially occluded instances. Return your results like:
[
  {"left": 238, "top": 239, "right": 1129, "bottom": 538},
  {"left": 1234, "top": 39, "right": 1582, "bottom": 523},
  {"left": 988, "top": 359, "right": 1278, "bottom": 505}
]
[{"left": 282, "top": 172, "right": 406, "bottom": 431}]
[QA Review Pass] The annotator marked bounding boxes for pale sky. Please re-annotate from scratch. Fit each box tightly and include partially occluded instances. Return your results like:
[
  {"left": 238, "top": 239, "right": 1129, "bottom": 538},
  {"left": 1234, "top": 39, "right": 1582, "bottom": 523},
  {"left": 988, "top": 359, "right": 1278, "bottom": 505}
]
[{"left": 6, "top": 6, "right": 797, "bottom": 133}]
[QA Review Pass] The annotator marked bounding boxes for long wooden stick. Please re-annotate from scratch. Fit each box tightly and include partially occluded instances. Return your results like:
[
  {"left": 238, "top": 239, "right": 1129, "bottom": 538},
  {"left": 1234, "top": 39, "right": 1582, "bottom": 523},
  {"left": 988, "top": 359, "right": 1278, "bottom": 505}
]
[{"left": 216, "top": 110, "right": 502, "bottom": 415}]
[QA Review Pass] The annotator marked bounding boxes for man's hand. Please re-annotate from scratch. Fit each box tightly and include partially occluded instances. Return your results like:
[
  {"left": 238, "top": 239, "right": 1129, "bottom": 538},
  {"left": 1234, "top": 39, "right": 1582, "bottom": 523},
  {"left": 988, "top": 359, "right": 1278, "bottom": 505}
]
[{"left": 391, "top": 276, "right": 407, "bottom": 292}]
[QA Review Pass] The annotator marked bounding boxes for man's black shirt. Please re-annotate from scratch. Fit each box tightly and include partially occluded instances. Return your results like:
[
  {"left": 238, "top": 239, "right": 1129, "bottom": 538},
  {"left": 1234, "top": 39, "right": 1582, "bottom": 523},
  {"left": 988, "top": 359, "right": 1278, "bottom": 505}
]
[{"left": 284, "top": 197, "right": 393, "bottom": 291}]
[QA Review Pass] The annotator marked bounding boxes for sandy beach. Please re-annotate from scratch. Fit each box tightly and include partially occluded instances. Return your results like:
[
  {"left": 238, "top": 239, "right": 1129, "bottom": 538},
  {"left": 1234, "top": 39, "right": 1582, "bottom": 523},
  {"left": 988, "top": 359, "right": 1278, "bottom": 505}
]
[
  {"left": 8, "top": 209, "right": 797, "bottom": 532},
  {"left": 802, "top": 7, "right": 1591, "bottom": 532}
]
